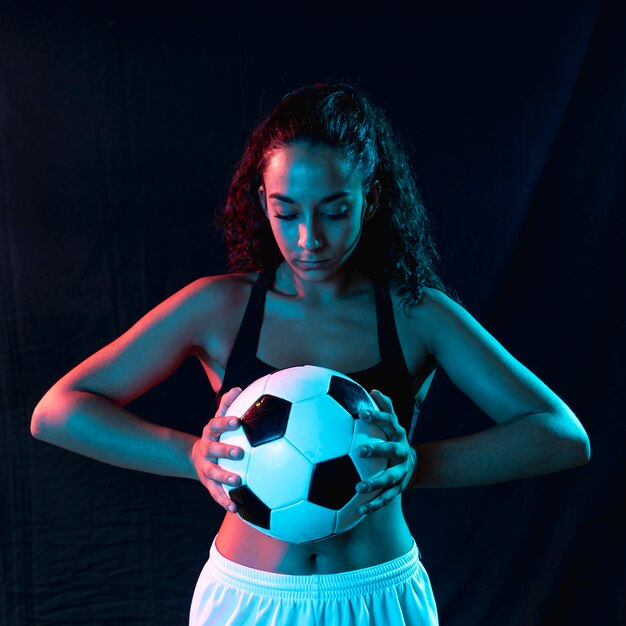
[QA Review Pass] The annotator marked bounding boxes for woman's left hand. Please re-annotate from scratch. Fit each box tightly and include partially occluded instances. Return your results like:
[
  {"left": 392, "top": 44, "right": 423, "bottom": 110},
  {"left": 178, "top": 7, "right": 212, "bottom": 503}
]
[{"left": 356, "top": 389, "right": 418, "bottom": 514}]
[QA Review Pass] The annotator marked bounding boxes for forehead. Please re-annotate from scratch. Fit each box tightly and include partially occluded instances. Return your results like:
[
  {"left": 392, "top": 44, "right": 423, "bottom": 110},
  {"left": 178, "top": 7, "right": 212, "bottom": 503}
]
[{"left": 262, "top": 143, "right": 360, "bottom": 192}]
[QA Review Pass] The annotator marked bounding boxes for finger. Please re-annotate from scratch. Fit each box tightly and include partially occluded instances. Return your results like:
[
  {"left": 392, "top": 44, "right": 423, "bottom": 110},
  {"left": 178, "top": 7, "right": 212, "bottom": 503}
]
[
  {"left": 357, "top": 466, "right": 403, "bottom": 493},
  {"left": 359, "top": 485, "right": 403, "bottom": 514},
  {"left": 358, "top": 441, "right": 408, "bottom": 461},
  {"left": 202, "top": 462, "right": 242, "bottom": 489},
  {"left": 202, "top": 439, "right": 244, "bottom": 461},
  {"left": 370, "top": 389, "right": 394, "bottom": 412},
  {"left": 205, "top": 481, "right": 239, "bottom": 513},
  {"left": 359, "top": 408, "right": 406, "bottom": 442},
  {"left": 215, "top": 387, "right": 243, "bottom": 418},
  {"left": 199, "top": 468, "right": 242, "bottom": 513},
  {"left": 204, "top": 416, "right": 242, "bottom": 439}
]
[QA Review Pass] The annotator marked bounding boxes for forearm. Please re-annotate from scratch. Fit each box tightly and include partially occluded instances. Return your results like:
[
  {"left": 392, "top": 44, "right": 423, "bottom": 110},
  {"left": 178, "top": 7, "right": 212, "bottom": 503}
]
[
  {"left": 408, "top": 411, "right": 590, "bottom": 489},
  {"left": 31, "top": 389, "right": 199, "bottom": 480}
]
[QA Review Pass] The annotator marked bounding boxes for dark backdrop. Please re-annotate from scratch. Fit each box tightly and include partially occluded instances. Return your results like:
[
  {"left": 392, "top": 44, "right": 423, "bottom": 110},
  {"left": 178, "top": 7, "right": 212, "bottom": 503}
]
[{"left": 1, "top": 3, "right": 624, "bottom": 625}]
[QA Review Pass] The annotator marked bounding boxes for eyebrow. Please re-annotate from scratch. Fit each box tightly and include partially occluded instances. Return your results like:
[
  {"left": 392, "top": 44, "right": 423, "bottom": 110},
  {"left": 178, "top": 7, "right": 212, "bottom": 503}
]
[{"left": 268, "top": 191, "right": 352, "bottom": 205}]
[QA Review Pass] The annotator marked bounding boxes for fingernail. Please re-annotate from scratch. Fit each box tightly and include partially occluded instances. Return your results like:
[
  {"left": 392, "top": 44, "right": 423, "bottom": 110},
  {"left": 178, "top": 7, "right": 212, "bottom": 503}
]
[
  {"left": 360, "top": 505, "right": 369, "bottom": 514},
  {"left": 357, "top": 482, "right": 369, "bottom": 493},
  {"left": 230, "top": 449, "right": 241, "bottom": 459},
  {"left": 228, "top": 503, "right": 236, "bottom": 513},
  {"left": 229, "top": 419, "right": 239, "bottom": 428},
  {"left": 228, "top": 475, "right": 240, "bottom": 485},
  {"left": 359, "top": 446, "right": 371, "bottom": 457},
  {"left": 361, "top": 411, "right": 372, "bottom": 421}
]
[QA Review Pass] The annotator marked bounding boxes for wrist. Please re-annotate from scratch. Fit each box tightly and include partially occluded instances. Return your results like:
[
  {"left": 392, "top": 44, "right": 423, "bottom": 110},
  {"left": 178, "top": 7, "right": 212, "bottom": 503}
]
[
  {"left": 404, "top": 446, "right": 420, "bottom": 491},
  {"left": 187, "top": 436, "right": 202, "bottom": 481}
]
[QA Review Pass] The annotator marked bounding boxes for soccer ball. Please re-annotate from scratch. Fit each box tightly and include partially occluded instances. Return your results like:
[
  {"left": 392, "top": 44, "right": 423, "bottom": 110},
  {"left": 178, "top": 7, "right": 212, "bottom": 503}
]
[{"left": 217, "top": 365, "right": 388, "bottom": 544}]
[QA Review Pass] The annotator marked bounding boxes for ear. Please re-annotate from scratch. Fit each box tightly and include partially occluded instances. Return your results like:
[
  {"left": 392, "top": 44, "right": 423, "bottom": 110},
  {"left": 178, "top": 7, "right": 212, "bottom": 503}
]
[
  {"left": 258, "top": 184, "right": 268, "bottom": 218},
  {"left": 364, "top": 180, "right": 381, "bottom": 222}
]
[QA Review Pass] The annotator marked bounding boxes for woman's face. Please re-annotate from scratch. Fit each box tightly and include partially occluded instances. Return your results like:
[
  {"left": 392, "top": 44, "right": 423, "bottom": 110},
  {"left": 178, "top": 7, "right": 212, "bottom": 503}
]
[{"left": 258, "top": 143, "right": 379, "bottom": 282}]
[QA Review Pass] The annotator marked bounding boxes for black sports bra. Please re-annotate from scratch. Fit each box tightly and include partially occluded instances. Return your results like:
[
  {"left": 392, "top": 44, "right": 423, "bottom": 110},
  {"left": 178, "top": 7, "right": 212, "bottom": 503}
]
[{"left": 216, "top": 266, "right": 420, "bottom": 439}]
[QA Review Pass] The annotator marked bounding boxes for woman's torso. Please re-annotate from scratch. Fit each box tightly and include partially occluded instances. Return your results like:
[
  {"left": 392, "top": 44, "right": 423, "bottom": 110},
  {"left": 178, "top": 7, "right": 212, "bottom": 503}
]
[{"left": 195, "top": 268, "right": 437, "bottom": 574}]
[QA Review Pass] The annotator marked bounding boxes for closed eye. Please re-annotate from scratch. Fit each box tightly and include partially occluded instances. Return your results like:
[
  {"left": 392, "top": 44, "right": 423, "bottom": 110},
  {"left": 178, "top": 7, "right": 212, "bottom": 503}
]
[
  {"left": 272, "top": 209, "right": 350, "bottom": 221},
  {"left": 324, "top": 212, "right": 349, "bottom": 220},
  {"left": 273, "top": 213, "right": 298, "bottom": 221}
]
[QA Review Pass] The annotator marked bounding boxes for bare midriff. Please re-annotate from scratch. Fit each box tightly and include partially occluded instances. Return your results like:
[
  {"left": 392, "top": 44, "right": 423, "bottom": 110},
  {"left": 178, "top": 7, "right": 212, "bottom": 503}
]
[{"left": 215, "top": 496, "right": 414, "bottom": 574}]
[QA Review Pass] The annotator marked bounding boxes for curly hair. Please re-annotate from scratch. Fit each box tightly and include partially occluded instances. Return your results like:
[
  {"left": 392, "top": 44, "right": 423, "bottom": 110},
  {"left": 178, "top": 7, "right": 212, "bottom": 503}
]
[{"left": 215, "top": 82, "right": 459, "bottom": 307}]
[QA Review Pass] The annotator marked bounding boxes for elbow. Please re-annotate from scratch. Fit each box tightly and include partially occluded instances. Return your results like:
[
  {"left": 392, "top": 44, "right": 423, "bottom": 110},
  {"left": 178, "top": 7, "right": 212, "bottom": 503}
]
[
  {"left": 30, "top": 412, "right": 42, "bottom": 439},
  {"left": 537, "top": 408, "right": 591, "bottom": 471},
  {"left": 569, "top": 411, "right": 591, "bottom": 467},
  {"left": 558, "top": 434, "right": 590, "bottom": 470},
  {"left": 557, "top": 420, "right": 591, "bottom": 470},
  {"left": 31, "top": 398, "right": 47, "bottom": 439},
  {"left": 30, "top": 391, "right": 72, "bottom": 442},
  {"left": 30, "top": 403, "right": 56, "bottom": 441},
  {"left": 572, "top": 432, "right": 591, "bottom": 467}
]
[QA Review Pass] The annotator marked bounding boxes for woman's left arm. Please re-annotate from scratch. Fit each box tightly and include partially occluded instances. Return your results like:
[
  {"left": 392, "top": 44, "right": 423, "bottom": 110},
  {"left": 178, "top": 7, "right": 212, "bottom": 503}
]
[{"left": 356, "top": 288, "right": 590, "bottom": 511}]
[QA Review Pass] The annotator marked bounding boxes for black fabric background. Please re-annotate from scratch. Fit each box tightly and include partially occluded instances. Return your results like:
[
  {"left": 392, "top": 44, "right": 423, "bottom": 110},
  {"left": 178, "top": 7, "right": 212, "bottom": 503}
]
[{"left": 1, "top": 3, "right": 624, "bottom": 625}]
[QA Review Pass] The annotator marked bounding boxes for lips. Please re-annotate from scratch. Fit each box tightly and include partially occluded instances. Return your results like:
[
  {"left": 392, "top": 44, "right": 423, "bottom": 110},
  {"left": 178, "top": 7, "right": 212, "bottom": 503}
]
[{"left": 295, "top": 259, "right": 330, "bottom": 269}]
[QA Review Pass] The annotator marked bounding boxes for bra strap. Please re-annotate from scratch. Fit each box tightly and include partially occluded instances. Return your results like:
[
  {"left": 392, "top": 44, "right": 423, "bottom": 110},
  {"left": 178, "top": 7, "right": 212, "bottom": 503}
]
[
  {"left": 216, "top": 267, "right": 274, "bottom": 401},
  {"left": 374, "top": 277, "right": 402, "bottom": 364}
]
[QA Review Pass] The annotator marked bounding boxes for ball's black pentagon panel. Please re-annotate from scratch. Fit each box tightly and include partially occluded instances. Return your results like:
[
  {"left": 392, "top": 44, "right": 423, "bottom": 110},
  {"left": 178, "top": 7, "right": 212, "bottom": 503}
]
[
  {"left": 241, "top": 395, "right": 291, "bottom": 447},
  {"left": 328, "top": 375, "right": 373, "bottom": 418},
  {"left": 308, "top": 455, "right": 360, "bottom": 510},
  {"left": 228, "top": 485, "right": 271, "bottom": 530}
]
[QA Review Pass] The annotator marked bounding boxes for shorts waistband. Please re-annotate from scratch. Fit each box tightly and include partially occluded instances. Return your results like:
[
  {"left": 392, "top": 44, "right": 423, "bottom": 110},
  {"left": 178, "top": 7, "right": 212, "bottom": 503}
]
[{"left": 207, "top": 538, "right": 421, "bottom": 600}]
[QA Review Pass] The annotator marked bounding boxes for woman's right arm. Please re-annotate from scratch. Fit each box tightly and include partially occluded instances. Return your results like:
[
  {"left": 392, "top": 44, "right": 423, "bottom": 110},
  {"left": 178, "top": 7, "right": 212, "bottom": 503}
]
[{"left": 30, "top": 276, "right": 244, "bottom": 510}]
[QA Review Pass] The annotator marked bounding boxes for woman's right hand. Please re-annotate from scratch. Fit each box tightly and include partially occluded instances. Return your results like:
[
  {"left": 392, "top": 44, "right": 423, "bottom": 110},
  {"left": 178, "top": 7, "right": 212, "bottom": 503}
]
[{"left": 190, "top": 387, "right": 244, "bottom": 513}]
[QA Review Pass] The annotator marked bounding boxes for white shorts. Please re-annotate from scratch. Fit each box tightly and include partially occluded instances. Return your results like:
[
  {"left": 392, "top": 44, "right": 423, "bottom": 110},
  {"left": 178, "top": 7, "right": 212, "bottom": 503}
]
[{"left": 189, "top": 538, "right": 439, "bottom": 626}]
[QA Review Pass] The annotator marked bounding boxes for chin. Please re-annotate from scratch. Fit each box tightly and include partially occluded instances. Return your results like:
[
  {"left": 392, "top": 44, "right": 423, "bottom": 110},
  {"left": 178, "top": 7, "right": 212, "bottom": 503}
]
[{"left": 293, "top": 267, "right": 334, "bottom": 281}]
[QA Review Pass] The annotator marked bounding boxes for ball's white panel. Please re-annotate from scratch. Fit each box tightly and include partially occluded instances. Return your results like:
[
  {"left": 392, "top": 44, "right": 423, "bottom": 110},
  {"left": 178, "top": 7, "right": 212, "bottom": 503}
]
[
  {"left": 285, "top": 395, "right": 353, "bottom": 462},
  {"left": 217, "top": 429, "right": 252, "bottom": 493},
  {"left": 271, "top": 499, "right": 337, "bottom": 543},
  {"left": 350, "top": 419, "right": 388, "bottom": 479},
  {"left": 247, "top": 438, "right": 313, "bottom": 509},
  {"left": 264, "top": 365, "right": 332, "bottom": 403},
  {"left": 225, "top": 373, "right": 272, "bottom": 418},
  {"left": 335, "top": 489, "right": 383, "bottom": 534}
]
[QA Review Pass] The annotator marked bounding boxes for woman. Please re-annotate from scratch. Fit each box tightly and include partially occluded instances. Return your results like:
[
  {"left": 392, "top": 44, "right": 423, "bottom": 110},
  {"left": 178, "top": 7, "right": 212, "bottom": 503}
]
[{"left": 31, "top": 83, "right": 590, "bottom": 625}]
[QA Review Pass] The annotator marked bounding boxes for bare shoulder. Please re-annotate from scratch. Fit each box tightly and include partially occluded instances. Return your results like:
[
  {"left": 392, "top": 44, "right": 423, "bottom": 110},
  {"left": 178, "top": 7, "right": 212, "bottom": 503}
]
[
  {"left": 390, "top": 285, "right": 468, "bottom": 353},
  {"left": 388, "top": 284, "right": 449, "bottom": 341},
  {"left": 392, "top": 284, "right": 458, "bottom": 317},
  {"left": 186, "top": 271, "right": 259, "bottom": 362},
  {"left": 172, "top": 270, "right": 257, "bottom": 339},
  {"left": 172, "top": 271, "right": 259, "bottom": 327}
]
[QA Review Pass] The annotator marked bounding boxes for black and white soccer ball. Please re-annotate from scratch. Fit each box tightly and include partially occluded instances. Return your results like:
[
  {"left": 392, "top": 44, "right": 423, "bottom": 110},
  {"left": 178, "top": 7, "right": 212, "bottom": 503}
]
[{"left": 217, "top": 365, "right": 388, "bottom": 544}]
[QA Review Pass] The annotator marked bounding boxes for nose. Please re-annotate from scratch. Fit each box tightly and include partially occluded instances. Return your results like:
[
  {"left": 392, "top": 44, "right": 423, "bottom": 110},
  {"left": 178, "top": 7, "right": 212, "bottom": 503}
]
[{"left": 297, "top": 219, "right": 323, "bottom": 250}]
